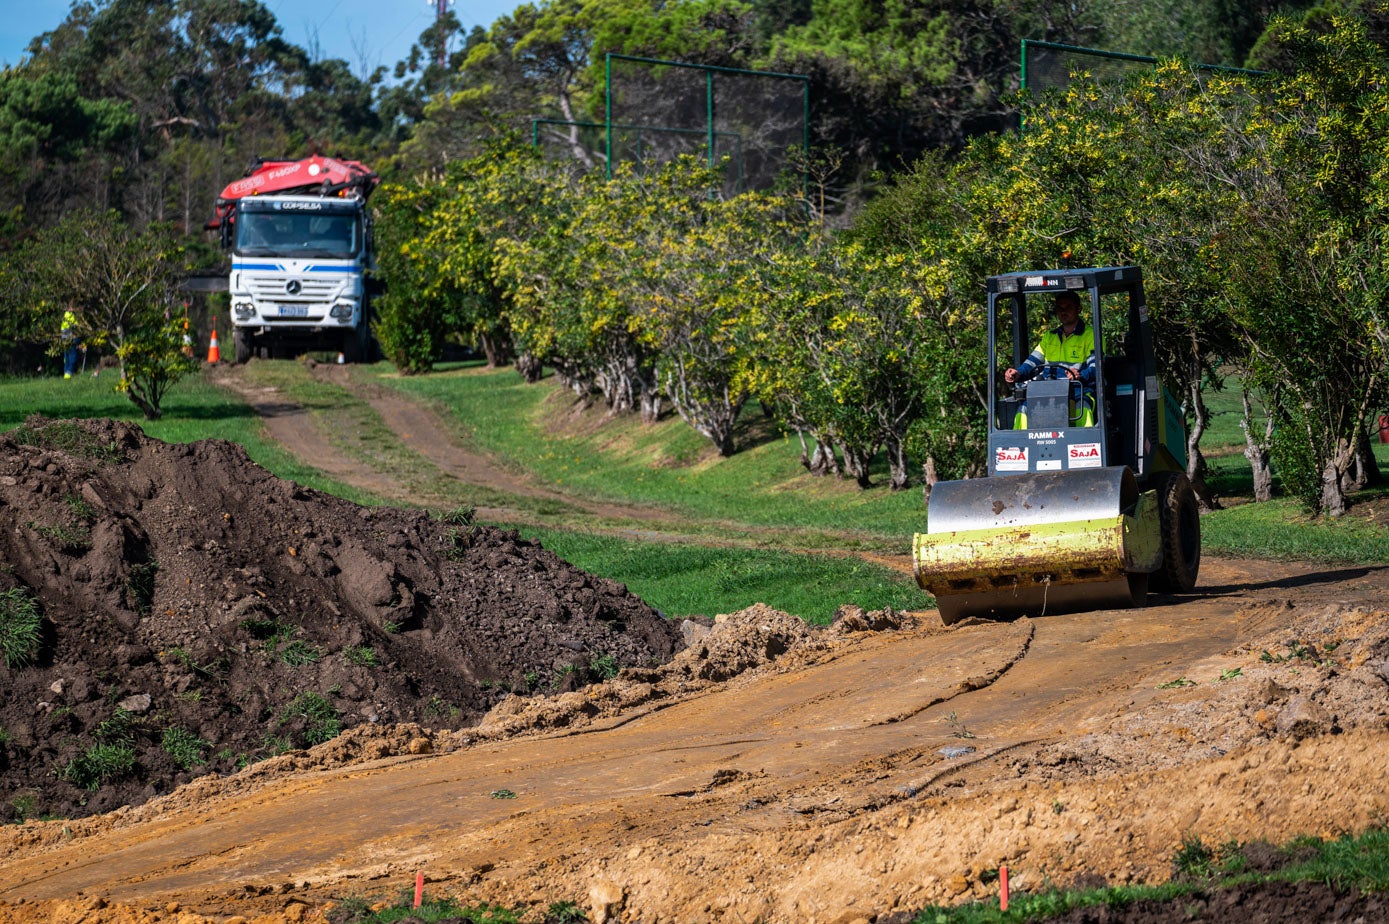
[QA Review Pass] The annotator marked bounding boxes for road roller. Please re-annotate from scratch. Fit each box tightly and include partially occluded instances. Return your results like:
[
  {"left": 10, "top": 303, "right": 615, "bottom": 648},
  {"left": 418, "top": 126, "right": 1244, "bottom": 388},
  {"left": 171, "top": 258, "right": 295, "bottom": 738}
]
[{"left": 914, "top": 266, "right": 1201, "bottom": 624}]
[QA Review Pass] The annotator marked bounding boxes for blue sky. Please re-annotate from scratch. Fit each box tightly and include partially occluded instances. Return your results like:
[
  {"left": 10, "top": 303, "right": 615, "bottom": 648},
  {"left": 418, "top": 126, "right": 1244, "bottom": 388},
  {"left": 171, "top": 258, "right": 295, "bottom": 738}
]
[{"left": 0, "top": 0, "right": 519, "bottom": 78}]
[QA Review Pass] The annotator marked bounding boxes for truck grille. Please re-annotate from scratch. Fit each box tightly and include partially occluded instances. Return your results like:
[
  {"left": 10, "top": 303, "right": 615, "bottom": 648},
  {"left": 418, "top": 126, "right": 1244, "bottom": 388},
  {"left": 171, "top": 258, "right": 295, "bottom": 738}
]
[{"left": 246, "top": 277, "right": 343, "bottom": 300}]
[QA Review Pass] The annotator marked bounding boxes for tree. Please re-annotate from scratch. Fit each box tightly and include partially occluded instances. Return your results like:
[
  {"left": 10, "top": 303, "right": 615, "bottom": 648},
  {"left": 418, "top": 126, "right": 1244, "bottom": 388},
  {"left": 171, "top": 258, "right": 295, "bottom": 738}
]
[
  {"left": 622, "top": 161, "right": 806, "bottom": 455},
  {"left": 0, "top": 68, "right": 137, "bottom": 232},
  {"left": 372, "top": 178, "right": 459, "bottom": 374},
  {"left": 6, "top": 210, "right": 196, "bottom": 418},
  {"left": 116, "top": 317, "right": 200, "bottom": 420},
  {"left": 1210, "top": 13, "right": 1388, "bottom": 514},
  {"left": 497, "top": 161, "right": 665, "bottom": 414}
]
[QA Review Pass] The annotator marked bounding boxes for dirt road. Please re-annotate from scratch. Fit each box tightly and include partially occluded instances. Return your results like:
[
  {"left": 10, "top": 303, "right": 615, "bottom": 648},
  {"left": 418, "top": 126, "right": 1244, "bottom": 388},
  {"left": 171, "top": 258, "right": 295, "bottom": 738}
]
[
  {"left": 3, "top": 366, "right": 1386, "bottom": 923},
  {"left": 212, "top": 362, "right": 701, "bottom": 529},
  {"left": 3, "top": 554, "right": 1386, "bottom": 922}
]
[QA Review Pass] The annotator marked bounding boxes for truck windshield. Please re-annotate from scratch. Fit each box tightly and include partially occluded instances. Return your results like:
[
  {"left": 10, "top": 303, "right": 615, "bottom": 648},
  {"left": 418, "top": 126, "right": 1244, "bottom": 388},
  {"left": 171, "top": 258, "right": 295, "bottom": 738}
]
[{"left": 235, "top": 208, "right": 361, "bottom": 258}]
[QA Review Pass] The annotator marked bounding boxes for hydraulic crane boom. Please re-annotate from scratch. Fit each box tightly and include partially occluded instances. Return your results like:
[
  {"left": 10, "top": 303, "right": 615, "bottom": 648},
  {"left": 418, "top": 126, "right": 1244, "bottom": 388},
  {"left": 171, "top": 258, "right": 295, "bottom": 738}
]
[{"left": 206, "top": 155, "right": 379, "bottom": 232}]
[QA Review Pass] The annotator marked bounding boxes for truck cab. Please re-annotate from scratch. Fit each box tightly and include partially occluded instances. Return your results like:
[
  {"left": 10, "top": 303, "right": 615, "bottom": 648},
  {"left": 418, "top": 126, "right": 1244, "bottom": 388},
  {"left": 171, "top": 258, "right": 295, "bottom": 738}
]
[{"left": 229, "top": 195, "right": 373, "bottom": 362}]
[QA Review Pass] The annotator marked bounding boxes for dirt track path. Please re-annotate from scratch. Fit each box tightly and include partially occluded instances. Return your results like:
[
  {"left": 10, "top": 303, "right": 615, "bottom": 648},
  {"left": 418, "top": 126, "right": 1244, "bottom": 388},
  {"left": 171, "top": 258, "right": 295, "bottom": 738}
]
[
  {"left": 212, "top": 361, "right": 914, "bottom": 566},
  {"left": 209, "top": 362, "right": 634, "bottom": 520},
  {"left": 3, "top": 557, "right": 1386, "bottom": 922},
  {"left": 311, "top": 363, "right": 683, "bottom": 526}
]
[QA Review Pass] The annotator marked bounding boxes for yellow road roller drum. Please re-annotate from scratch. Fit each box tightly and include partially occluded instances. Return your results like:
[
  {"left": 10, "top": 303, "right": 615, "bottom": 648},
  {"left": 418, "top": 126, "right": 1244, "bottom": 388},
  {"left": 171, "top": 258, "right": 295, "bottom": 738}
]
[{"left": 914, "top": 266, "right": 1200, "bottom": 625}]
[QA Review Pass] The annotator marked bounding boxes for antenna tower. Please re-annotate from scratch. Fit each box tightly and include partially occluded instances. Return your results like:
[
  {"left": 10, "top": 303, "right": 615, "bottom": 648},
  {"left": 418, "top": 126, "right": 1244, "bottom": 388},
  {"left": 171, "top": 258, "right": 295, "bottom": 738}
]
[{"left": 431, "top": 0, "right": 455, "bottom": 68}]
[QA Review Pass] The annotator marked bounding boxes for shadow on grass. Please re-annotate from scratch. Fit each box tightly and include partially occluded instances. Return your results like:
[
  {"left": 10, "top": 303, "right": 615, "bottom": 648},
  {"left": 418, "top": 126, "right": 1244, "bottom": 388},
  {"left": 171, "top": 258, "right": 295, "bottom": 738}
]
[{"left": 1195, "top": 564, "right": 1386, "bottom": 596}]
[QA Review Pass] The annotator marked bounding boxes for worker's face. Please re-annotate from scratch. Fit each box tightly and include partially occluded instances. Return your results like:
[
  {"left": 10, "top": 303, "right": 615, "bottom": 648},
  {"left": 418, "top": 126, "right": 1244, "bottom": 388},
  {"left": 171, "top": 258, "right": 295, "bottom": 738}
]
[{"left": 1054, "top": 297, "right": 1080, "bottom": 323}]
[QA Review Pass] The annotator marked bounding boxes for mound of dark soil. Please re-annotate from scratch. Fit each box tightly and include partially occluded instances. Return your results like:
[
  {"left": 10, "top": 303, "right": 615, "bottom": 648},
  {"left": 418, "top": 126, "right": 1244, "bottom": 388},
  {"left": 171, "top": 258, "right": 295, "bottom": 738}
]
[{"left": 0, "top": 417, "right": 683, "bottom": 822}]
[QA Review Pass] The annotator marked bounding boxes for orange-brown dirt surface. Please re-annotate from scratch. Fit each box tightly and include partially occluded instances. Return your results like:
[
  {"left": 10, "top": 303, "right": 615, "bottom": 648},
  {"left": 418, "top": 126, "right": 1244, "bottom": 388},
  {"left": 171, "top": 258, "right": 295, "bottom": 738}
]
[{"left": 1, "top": 374, "right": 1388, "bottom": 923}]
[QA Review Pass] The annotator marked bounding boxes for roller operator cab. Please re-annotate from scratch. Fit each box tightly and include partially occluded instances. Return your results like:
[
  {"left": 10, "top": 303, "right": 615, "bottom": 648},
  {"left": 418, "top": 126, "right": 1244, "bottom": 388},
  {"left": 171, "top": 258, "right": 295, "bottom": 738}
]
[{"left": 913, "top": 266, "right": 1202, "bottom": 625}]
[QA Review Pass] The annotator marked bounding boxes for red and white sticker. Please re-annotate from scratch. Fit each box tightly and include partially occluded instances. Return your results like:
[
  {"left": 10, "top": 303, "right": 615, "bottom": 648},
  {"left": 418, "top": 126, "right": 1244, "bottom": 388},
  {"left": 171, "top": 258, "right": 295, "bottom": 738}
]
[
  {"left": 1068, "top": 442, "right": 1102, "bottom": 468},
  {"left": 996, "top": 446, "right": 1028, "bottom": 472}
]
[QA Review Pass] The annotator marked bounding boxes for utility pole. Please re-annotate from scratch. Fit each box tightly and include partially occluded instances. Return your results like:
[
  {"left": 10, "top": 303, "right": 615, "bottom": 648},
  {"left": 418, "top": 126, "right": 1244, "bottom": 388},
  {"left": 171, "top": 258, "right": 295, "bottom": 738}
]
[{"left": 431, "top": 0, "right": 454, "bottom": 68}]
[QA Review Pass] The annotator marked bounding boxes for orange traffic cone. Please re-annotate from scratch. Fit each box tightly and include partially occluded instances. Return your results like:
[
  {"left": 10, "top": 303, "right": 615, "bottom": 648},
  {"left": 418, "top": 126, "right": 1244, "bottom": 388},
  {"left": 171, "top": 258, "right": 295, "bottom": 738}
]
[{"left": 207, "top": 320, "right": 221, "bottom": 363}]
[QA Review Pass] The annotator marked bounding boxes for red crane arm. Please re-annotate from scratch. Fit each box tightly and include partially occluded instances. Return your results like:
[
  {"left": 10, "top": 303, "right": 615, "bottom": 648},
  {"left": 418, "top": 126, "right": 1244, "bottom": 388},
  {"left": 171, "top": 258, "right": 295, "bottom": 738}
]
[{"left": 206, "top": 155, "right": 379, "bottom": 230}]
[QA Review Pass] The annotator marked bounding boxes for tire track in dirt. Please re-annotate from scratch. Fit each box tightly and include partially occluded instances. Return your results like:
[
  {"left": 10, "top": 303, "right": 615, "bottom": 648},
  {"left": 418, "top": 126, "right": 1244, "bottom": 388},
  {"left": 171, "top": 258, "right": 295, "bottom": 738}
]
[
  {"left": 311, "top": 363, "right": 676, "bottom": 526},
  {"left": 228, "top": 384, "right": 408, "bottom": 500},
  {"left": 207, "top": 365, "right": 448, "bottom": 509}
]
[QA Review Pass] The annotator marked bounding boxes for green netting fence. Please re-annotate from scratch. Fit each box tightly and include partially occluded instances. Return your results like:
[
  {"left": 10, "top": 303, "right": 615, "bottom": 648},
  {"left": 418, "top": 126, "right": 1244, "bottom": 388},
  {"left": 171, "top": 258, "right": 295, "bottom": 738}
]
[
  {"left": 608, "top": 55, "right": 809, "bottom": 194},
  {"left": 1021, "top": 39, "right": 1266, "bottom": 99},
  {"left": 532, "top": 55, "right": 809, "bottom": 195}
]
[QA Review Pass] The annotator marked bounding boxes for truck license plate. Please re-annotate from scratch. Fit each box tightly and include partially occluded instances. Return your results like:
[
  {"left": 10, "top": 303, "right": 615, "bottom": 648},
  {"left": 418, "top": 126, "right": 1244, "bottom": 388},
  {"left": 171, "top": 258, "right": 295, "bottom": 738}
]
[{"left": 277, "top": 305, "right": 309, "bottom": 318}]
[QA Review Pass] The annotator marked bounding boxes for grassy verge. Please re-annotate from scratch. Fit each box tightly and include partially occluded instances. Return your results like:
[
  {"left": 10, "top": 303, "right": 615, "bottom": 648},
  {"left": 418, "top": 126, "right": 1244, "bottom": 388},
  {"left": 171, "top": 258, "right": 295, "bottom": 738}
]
[
  {"left": 0, "top": 368, "right": 383, "bottom": 505},
  {"left": 909, "top": 828, "right": 1389, "bottom": 923},
  {"left": 367, "top": 362, "right": 927, "bottom": 541},
  {"left": 1202, "top": 489, "right": 1389, "bottom": 563},
  {"left": 521, "top": 528, "right": 928, "bottom": 623}
]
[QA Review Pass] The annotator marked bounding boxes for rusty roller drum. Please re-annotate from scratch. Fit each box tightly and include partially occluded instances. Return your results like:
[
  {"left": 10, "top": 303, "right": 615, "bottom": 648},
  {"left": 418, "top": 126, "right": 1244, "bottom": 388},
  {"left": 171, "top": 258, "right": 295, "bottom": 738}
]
[{"left": 913, "top": 467, "right": 1163, "bottom": 625}]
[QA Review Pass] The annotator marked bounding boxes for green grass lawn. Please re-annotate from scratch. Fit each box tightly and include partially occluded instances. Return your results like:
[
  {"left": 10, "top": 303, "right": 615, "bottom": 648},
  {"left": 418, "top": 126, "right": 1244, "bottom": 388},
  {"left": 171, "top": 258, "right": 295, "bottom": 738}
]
[
  {"left": 0, "top": 368, "right": 382, "bottom": 505},
  {"left": 1195, "top": 379, "right": 1389, "bottom": 563},
  {"left": 522, "top": 527, "right": 928, "bottom": 624}
]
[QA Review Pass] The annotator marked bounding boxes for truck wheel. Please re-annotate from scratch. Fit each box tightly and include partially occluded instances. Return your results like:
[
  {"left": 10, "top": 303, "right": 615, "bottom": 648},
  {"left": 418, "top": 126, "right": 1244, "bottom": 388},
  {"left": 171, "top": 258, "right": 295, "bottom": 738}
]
[
  {"left": 360, "top": 300, "right": 376, "bottom": 362},
  {"left": 1153, "top": 472, "right": 1200, "bottom": 593},
  {"left": 341, "top": 327, "right": 364, "bottom": 363},
  {"left": 233, "top": 329, "right": 252, "bottom": 365}
]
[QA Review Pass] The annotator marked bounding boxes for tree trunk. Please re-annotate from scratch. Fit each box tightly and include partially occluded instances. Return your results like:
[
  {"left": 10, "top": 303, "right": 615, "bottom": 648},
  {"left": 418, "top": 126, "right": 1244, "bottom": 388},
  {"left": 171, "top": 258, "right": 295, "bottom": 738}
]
[
  {"left": 661, "top": 362, "right": 741, "bottom": 457},
  {"left": 639, "top": 388, "right": 661, "bottom": 425},
  {"left": 514, "top": 352, "right": 543, "bottom": 384},
  {"left": 1319, "top": 436, "right": 1353, "bottom": 517},
  {"left": 121, "top": 367, "right": 162, "bottom": 421},
  {"left": 807, "top": 440, "right": 838, "bottom": 476},
  {"left": 1185, "top": 381, "right": 1220, "bottom": 510},
  {"left": 479, "top": 330, "right": 513, "bottom": 368},
  {"left": 1240, "top": 391, "right": 1275, "bottom": 503},
  {"left": 922, "top": 456, "right": 939, "bottom": 505},
  {"left": 1343, "top": 428, "right": 1382, "bottom": 492},
  {"left": 838, "top": 442, "right": 873, "bottom": 488},
  {"left": 885, "top": 434, "right": 910, "bottom": 491}
]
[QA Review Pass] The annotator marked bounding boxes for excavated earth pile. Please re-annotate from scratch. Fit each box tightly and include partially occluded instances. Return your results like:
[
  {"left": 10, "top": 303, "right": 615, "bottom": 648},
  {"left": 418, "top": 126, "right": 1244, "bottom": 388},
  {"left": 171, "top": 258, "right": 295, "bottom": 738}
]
[{"left": 0, "top": 416, "right": 682, "bottom": 822}]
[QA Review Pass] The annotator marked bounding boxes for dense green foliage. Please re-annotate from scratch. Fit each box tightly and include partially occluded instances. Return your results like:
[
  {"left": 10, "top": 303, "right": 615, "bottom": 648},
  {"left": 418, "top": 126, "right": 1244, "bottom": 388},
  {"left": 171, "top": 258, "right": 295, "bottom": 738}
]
[
  {"left": 0, "top": 210, "right": 200, "bottom": 418},
  {"left": 2, "top": 0, "right": 1381, "bottom": 516},
  {"left": 376, "top": 6, "right": 1389, "bottom": 517}
]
